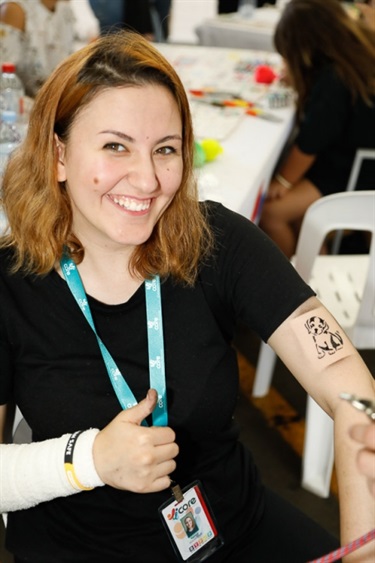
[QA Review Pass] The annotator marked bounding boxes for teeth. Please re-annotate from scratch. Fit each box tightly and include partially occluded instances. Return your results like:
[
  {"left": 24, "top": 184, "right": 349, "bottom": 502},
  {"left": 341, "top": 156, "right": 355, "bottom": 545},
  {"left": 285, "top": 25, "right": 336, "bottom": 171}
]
[{"left": 112, "top": 197, "right": 150, "bottom": 211}]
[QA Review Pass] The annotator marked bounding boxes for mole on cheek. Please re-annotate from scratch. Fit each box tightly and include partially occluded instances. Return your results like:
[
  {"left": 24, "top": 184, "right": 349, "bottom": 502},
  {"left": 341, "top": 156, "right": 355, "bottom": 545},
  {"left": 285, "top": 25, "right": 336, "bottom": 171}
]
[{"left": 93, "top": 177, "right": 99, "bottom": 184}]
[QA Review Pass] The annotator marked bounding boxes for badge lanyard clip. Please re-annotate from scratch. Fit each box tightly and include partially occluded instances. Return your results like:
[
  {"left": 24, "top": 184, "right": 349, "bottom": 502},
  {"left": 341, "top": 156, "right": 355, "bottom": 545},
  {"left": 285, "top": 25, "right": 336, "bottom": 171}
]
[{"left": 170, "top": 480, "right": 184, "bottom": 503}]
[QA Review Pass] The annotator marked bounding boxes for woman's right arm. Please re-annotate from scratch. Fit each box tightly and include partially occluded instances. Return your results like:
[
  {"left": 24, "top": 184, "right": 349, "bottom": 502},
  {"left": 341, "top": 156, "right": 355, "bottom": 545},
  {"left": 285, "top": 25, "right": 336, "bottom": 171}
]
[
  {"left": 0, "top": 422, "right": 102, "bottom": 513},
  {"left": 0, "top": 390, "right": 179, "bottom": 513}
]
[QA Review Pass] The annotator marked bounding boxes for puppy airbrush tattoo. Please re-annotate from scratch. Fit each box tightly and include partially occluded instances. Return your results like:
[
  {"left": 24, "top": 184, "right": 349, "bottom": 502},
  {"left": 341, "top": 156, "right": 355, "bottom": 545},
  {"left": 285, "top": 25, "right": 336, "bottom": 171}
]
[
  {"left": 304, "top": 316, "right": 343, "bottom": 359},
  {"left": 289, "top": 306, "right": 354, "bottom": 370}
]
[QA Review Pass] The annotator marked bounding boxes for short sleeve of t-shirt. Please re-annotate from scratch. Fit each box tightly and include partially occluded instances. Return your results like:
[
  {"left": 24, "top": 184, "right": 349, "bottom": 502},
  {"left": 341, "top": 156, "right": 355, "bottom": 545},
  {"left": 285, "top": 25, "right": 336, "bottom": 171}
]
[
  {"left": 295, "top": 66, "right": 351, "bottom": 155},
  {"left": 201, "top": 202, "right": 315, "bottom": 342}
]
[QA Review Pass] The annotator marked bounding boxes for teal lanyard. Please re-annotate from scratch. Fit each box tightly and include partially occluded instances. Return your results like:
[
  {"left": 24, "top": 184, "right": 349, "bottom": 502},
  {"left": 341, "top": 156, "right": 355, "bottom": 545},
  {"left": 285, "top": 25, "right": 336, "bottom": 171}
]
[{"left": 60, "top": 255, "right": 168, "bottom": 427}]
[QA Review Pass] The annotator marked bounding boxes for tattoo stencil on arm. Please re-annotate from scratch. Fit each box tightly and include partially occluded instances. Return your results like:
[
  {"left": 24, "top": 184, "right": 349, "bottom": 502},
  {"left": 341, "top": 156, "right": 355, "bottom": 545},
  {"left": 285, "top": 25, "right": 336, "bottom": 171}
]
[
  {"left": 304, "top": 316, "right": 343, "bottom": 359},
  {"left": 290, "top": 306, "right": 354, "bottom": 371}
]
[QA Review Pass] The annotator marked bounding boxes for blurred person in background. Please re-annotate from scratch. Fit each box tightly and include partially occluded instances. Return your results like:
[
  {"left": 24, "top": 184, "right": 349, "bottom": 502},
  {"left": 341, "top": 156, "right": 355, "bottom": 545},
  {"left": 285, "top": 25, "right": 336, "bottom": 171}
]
[
  {"left": 125, "top": 0, "right": 154, "bottom": 40},
  {"left": 88, "top": 0, "right": 124, "bottom": 34},
  {"left": 0, "top": 0, "right": 75, "bottom": 98},
  {"left": 89, "top": 0, "right": 165, "bottom": 41},
  {"left": 70, "top": 0, "right": 100, "bottom": 45},
  {"left": 259, "top": 0, "right": 375, "bottom": 258},
  {"left": 152, "top": 0, "right": 171, "bottom": 40},
  {"left": 218, "top": 0, "right": 240, "bottom": 12}
]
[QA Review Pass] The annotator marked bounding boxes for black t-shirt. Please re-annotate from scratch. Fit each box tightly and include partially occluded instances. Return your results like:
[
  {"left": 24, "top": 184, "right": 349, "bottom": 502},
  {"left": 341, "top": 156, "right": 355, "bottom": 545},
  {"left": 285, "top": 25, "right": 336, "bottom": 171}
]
[
  {"left": 0, "top": 202, "right": 314, "bottom": 562},
  {"left": 295, "top": 65, "right": 375, "bottom": 195}
]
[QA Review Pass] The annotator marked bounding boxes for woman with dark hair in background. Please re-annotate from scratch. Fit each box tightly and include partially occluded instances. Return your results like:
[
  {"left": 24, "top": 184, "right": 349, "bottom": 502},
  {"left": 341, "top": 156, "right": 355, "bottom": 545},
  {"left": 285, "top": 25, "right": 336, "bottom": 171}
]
[{"left": 259, "top": 0, "right": 375, "bottom": 258}]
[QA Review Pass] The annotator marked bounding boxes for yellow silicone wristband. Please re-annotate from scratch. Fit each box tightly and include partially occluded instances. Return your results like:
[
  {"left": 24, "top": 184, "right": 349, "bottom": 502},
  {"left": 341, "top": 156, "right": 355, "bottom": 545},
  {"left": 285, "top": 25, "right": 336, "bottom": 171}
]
[
  {"left": 64, "top": 462, "right": 94, "bottom": 491},
  {"left": 64, "top": 431, "right": 94, "bottom": 491}
]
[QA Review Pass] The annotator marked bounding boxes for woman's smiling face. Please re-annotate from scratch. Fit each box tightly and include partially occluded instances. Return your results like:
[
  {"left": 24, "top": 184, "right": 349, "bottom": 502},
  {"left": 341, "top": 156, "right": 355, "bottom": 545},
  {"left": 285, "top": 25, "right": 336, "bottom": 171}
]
[{"left": 56, "top": 84, "right": 183, "bottom": 252}]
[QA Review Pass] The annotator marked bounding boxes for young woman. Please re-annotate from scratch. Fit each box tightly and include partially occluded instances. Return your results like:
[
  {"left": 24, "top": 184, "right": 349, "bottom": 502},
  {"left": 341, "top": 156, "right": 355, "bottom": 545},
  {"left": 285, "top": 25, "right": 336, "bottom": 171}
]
[
  {"left": 0, "top": 30, "right": 374, "bottom": 563},
  {"left": 259, "top": 0, "right": 375, "bottom": 258}
]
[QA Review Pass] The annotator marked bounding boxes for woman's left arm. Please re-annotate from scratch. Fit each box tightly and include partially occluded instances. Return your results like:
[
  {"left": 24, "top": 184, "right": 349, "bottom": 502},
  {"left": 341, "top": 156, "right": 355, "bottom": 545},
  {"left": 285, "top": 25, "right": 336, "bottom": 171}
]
[{"left": 268, "top": 295, "right": 375, "bottom": 562}]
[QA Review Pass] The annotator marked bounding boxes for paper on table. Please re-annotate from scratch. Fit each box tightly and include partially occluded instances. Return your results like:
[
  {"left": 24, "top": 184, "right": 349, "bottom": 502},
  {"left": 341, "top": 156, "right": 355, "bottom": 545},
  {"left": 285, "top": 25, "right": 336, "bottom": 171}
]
[{"left": 190, "top": 101, "right": 244, "bottom": 141}]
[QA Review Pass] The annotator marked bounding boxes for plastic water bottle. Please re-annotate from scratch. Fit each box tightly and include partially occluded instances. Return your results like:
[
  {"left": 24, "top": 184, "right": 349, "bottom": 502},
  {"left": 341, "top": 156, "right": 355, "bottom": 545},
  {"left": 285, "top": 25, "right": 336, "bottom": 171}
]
[
  {"left": 0, "top": 62, "right": 25, "bottom": 119},
  {"left": 0, "top": 110, "right": 22, "bottom": 186}
]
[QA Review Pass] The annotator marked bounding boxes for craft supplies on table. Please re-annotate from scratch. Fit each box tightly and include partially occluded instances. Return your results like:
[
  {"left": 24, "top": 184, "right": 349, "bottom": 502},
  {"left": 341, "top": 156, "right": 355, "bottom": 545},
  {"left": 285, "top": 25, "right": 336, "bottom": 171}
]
[{"left": 156, "top": 43, "right": 295, "bottom": 222}]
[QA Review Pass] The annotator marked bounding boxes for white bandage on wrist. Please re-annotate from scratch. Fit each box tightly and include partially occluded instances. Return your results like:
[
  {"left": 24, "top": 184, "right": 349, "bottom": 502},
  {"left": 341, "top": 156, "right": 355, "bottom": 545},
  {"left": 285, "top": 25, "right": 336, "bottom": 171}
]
[{"left": 0, "top": 428, "right": 104, "bottom": 513}]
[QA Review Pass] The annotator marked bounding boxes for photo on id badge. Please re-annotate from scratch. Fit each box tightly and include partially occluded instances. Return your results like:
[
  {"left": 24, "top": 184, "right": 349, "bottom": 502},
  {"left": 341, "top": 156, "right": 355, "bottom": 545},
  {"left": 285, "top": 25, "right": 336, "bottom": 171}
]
[{"left": 159, "top": 481, "right": 224, "bottom": 561}]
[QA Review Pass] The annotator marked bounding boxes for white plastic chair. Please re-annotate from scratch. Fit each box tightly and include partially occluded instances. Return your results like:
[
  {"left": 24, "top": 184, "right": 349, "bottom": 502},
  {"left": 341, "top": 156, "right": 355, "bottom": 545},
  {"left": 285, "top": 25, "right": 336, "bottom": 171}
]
[
  {"left": 252, "top": 190, "right": 375, "bottom": 497},
  {"left": 331, "top": 149, "right": 375, "bottom": 254}
]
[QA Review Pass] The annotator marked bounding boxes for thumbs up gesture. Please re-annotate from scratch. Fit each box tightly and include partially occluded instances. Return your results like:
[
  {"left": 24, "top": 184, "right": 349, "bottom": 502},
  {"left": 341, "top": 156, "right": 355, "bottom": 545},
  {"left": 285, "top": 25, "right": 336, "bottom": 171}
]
[{"left": 92, "top": 389, "right": 178, "bottom": 493}]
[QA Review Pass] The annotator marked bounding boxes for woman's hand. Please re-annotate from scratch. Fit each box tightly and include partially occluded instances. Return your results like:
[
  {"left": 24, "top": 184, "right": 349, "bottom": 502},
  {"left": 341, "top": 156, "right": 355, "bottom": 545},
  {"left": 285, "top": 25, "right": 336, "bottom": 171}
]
[
  {"left": 92, "top": 389, "right": 179, "bottom": 493},
  {"left": 350, "top": 423, "right": 375, "bottom": 497},
  {"left": 265, "top": 178, "right": 291, "bottom": 201}
]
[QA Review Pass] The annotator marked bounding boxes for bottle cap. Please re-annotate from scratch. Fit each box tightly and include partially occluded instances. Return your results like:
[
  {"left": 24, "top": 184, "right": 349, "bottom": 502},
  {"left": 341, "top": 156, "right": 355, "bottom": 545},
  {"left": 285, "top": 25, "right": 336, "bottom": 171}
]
[{"left": 1, "top": 62, "right": 16, "bottom": 73}]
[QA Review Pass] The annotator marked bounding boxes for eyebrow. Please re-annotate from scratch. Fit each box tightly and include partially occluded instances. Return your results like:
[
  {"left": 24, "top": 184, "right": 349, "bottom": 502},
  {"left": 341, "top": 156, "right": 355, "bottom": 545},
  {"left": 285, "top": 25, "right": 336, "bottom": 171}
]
[{"left": 99, "top": 130, "right": 182, "bottom": 144}]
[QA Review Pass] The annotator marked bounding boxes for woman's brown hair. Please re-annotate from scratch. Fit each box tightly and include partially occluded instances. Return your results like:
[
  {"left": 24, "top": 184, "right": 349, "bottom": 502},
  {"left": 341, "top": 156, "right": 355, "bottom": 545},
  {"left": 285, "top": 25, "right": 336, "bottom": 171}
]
[
  {"left": 1, "top": 31, "right": 212, "bottom": 285},
  {"left": 274, "top": 0, "right": 375, "bottom": 116}
]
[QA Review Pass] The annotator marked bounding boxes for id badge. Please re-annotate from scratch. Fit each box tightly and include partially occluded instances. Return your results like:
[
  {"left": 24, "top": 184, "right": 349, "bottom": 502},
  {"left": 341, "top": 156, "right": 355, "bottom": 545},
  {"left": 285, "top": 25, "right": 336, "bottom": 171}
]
[{"left": 159, "top": 480, "right": 224, "bottom": 562}]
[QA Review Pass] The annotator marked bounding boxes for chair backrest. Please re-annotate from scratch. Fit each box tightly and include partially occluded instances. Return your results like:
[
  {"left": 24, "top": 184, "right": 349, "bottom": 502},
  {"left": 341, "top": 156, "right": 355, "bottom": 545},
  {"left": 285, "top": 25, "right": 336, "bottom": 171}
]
[
  {"left": 331, "top": 149, "right": 375, "bottom": 254},
  {"left": 345, "top": 149, "right": 375, "bottom": 193},
  {"left": 294, "top": 191, "right": 375, "bottom": 343}
]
